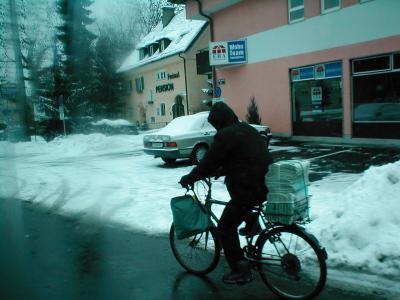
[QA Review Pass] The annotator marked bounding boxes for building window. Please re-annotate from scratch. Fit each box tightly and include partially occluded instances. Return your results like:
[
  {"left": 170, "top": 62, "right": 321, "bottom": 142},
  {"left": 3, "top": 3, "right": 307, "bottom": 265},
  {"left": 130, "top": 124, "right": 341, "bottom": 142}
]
[
  {"left": 393, "top": 53, "right": 400, "bottom": 70},
  {"left": 155, "top": 70, "right": 166, "bottom": 81},
  {"left": 149, "top": 43, "right": 159, "bottom": 56},
  {"left": 321, "top": 0, "right": 341, "bottom": 14},
  {"left": 150, "top": 116, "right": 155, "bottom": 123},
  {"left": 288, "top": 0, "right": 304, "bottom": 23},
  {"left": 135, "top": 76, "right": 144, "bottom": 93},
  {"left": 160, "top": 39, "right": 171, "bottom": 52},
  {"left": 353, "top": 55, "right": 391, "bottom": 74},
  {"left": 139, "top": 48, "right": 148, "bottom": 60},
  {"left": 352, "top": 53, "right": 400, "bottom": 125},
  {"left": 160, "top": 103, "right": 166, "bottom": 116},
  {"left": 290, "top": 61, "right": 343, "bottom": 137}
]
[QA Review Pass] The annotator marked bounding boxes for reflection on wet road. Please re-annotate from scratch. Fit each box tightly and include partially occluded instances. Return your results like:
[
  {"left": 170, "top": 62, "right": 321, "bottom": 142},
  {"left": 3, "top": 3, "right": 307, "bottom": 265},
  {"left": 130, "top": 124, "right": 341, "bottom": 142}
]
[{"left": 0, "top": 198, "right": 394, "bottom": 300}]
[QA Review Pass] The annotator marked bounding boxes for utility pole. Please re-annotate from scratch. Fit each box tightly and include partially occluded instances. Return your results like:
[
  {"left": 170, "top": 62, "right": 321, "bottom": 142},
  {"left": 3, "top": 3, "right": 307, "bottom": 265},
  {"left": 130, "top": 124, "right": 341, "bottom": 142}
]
[{"left": 9, "top": 0, "right": 29, "bottom": 140}]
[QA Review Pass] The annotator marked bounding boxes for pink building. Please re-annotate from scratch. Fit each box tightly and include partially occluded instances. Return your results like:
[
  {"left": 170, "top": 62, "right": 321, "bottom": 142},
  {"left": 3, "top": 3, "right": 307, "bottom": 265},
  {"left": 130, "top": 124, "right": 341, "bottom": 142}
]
[{"left": 171, "top": 0, "right": 400, "bottom": 145}]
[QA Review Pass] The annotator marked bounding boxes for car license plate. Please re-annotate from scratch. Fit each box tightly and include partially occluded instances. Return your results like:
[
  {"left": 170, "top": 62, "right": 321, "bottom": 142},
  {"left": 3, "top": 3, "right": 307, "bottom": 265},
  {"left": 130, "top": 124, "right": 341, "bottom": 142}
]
[{"left": 152, "top": 142, "right": 163, "bottom": 148}]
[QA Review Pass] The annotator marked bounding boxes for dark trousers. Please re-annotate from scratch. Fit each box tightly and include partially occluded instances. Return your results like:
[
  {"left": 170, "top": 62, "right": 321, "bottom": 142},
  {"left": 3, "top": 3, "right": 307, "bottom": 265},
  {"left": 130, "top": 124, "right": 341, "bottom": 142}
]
[{"left": 218, "top": 186, "right": 265, "bottom": 270}]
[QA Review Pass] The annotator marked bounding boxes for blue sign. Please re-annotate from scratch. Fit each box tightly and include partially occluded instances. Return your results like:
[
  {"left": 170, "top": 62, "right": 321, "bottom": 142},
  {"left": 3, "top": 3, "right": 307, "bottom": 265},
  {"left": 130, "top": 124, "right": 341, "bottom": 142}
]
[
  {"left": 227, "top": 40, "right": 247, "bottom": 63},
  {"left": 300, "top": 66, "right": 314, "bottom": 80},
  {"left": 325, "top": 62, "right": 342, "bottom": 78},
  {"left": 214, "top": 87, "right": 222, "bottom": 98}
]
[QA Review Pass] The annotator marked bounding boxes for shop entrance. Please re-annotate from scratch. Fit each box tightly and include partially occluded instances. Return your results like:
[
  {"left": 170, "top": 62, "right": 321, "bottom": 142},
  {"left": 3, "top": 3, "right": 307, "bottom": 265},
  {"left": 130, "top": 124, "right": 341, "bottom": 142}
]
[{"left": 291, "top": 62, "right": 343, "bottom": 137}]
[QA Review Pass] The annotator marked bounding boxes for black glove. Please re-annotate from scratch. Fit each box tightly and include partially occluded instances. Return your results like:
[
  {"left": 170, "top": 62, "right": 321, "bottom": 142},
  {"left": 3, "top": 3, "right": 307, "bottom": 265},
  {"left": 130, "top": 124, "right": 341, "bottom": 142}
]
[{"left": 179, "top": 174, "right": 195, "bottom": 189}]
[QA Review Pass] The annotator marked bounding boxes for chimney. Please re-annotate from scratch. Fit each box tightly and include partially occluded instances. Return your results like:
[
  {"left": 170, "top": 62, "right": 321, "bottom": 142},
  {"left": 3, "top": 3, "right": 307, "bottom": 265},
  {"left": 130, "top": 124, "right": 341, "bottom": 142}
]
[{"left": 162, "top": 6, "right": 175, "bottom": 28}]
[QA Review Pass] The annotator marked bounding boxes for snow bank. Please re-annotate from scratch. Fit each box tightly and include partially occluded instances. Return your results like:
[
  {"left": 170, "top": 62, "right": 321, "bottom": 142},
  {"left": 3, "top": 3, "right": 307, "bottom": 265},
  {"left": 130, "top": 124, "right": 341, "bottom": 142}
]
[
  {"left": 309, "top": 161, "right": 400, "bottom": 276},
  {"left": 1, "top": 133, "right": 400, "bottom": 278}
]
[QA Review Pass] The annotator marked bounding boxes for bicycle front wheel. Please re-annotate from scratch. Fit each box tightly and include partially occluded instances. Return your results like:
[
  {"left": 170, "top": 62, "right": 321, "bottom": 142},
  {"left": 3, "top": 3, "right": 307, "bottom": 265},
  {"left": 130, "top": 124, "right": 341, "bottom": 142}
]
[
  {"left": 256, "top": 226, "right": 327, "bottom": 300},
  {"left": 169, "top": 224, "right": 221, "bottom": 275}
]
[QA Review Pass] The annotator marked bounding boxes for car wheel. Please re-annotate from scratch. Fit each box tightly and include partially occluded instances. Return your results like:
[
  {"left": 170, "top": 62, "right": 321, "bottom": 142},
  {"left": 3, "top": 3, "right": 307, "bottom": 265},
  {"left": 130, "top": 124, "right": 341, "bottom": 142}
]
[
  {"left": 162, "top": 157, "right": 177, "bottom": 164},
  {"left": 192, "top": 145, "right": 208, "bottom": 164}
]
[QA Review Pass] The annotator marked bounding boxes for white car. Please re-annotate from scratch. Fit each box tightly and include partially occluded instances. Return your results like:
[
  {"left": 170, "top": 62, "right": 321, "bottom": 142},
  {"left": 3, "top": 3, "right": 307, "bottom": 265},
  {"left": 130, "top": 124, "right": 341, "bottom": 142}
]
[{"left": 143, "top": 112, "right": 272, "bottom": 164}]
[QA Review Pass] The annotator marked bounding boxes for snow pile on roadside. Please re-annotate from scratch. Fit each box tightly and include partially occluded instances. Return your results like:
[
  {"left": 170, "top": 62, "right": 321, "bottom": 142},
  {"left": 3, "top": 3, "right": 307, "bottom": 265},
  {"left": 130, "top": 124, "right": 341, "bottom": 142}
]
[
  {"left": 47, "top": 134, "right": 143, "bottom": 156},
  {"left": 309, "top": 161, "right": 400, "bottom": 276},
  {"left": 1, "top": 134, "right": 144, "bottom": 158}
]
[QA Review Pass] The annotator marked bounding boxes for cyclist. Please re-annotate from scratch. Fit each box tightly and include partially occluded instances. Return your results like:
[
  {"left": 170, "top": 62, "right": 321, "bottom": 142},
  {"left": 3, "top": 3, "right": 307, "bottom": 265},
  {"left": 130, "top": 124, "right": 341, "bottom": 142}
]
[{"left": 180, "top": 102, "right": 273, "bottom": 284}]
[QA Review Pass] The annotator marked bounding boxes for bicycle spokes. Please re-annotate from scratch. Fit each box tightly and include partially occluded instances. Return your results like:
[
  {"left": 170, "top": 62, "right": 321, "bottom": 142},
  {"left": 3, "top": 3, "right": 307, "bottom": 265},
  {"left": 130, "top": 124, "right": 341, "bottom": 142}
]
[{"left": 258, "top": 227, "right": 327, "bottom": 300}]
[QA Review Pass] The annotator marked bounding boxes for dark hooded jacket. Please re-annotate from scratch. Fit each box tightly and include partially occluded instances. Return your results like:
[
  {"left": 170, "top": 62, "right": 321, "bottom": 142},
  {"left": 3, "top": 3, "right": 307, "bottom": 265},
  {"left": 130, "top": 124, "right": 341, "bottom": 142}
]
[{"left": 186, "top": 102, "right": 272, "bottom": 200}]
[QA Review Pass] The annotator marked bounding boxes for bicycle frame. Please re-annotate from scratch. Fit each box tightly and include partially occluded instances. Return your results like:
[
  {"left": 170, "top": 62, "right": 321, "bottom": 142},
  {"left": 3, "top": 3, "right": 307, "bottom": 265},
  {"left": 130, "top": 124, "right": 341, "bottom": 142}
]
[
  {"left": 191, "top": 179, "right": 273, "bottom": 249},
  {"left": 173, "top": 179, "right": 328, "bottom": 300}
]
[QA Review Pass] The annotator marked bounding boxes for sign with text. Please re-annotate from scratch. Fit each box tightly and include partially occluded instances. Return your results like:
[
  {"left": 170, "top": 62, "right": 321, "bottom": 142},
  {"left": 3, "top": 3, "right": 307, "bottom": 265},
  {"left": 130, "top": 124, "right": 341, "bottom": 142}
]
[{"left": 209, "top": 39, "right": 247, "bottom": 66}]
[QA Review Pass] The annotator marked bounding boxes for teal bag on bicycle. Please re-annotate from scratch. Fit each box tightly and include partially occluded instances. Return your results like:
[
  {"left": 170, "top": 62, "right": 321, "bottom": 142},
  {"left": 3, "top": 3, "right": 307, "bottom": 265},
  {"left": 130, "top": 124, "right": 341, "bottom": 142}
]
[{"left": 170, "top": 194, "right": 211, "bottom": 239}]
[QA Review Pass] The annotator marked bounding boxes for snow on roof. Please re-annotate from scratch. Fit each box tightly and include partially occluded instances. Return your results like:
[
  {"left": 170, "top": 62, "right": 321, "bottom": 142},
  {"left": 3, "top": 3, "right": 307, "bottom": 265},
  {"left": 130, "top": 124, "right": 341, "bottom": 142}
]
[{"left": 117, "top": 10, "right": 207, "bottom": 73}]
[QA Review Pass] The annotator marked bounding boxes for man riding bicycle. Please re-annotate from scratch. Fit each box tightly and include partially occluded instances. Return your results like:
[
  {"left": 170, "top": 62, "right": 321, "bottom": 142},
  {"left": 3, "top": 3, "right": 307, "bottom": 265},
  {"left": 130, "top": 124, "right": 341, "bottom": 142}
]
[{"left": 180, "top": 102, "right": 273, "bottom": 284}]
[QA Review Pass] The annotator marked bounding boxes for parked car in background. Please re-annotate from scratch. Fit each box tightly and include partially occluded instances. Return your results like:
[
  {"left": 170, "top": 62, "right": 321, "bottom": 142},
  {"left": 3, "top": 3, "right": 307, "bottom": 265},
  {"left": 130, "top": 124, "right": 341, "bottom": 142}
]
[{"left": 143, "top": 111, "right": 272, "bottom": 164}]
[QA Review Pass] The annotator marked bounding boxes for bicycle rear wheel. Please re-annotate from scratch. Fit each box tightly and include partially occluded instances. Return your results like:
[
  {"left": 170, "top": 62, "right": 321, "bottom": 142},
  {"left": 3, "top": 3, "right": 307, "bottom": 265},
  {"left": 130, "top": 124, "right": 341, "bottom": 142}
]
[
  {"left": 256, "top": 226, "right": 327, "bottom": 300},
  {"left": 169, "top": 224, "right": 221, "bottom": 275}
]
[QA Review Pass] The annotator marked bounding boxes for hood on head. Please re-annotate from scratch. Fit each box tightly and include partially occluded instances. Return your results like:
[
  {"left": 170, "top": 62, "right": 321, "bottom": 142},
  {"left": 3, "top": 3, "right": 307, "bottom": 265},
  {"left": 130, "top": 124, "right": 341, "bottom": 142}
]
[{"left": 207, "top": 102, "right": 239, "bottom": 131}]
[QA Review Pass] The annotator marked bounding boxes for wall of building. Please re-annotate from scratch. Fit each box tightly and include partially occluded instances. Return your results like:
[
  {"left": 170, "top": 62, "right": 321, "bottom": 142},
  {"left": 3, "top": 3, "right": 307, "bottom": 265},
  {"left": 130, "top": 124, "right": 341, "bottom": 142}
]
[
  {"left": 124, "top": 56, "right": 186, "bottom": 128},
  {"left": 218, "top": 35, "right": 400, "bottom": 136},
  {"left": 122, "top": 27, "right": 211, "bottom": 128},
  {"left": 209, "top": 0, "right": 400, "bottom": 137}
]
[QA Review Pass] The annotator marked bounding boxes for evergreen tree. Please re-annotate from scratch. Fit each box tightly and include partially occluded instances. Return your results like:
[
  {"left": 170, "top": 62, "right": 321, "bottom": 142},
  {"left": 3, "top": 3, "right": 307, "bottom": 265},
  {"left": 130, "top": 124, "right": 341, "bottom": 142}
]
[
  {"left": 56, "top": 0, "right": 96, "bottom": 116},
  {"left": 93, "top": 34, "right": 125, "bottom": 118},
  {"left": 246, "top": 96, "right": 262, "bottom": 125}
]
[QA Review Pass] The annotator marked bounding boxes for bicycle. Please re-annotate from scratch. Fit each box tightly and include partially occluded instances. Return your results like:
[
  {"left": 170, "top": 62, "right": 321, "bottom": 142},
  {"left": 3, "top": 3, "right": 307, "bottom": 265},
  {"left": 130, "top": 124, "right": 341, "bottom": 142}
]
[{"left": 170, "top": 178, "right": 328, "bottom": 300}]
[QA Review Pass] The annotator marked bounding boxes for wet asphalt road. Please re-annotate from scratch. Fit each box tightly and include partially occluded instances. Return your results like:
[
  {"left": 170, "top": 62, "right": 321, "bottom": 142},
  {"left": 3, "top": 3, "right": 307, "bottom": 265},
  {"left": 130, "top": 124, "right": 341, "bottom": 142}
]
[
  {"left": 0, "top": 197, "right": 396, "bottom": 300},
  {"left": 269, "top": 139, "right": 400, "bottom": 182}
]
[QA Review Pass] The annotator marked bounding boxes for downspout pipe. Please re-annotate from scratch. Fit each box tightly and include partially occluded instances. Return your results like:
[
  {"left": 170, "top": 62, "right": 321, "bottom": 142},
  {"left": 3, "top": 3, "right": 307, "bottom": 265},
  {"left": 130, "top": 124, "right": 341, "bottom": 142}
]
[
  {"left": 178, "top": 53, "right": 190, "bottom": 115},
  {"left": 195, "top": 0, "right": 217, "bottom": 99}
]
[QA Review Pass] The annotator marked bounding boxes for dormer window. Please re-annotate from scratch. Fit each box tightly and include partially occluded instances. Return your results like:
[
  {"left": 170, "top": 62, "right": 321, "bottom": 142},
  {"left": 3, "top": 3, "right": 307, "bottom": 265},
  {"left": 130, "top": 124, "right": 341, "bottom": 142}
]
[
  {"left": 160, "top": 39, "right": 171, "bottom": 52},
  {"left": 139, "top": 47, "right": 149, "bottom": 60},
  {"left": 149, "top": 43, "right": 159, "bottom": 56}
]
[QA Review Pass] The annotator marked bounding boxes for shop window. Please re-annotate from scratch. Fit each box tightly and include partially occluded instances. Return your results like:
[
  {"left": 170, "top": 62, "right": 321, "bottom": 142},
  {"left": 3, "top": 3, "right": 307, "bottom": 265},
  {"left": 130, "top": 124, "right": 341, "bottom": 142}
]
[
  {"left": 353, "top": 72, "right": 400, "bottom": 122},
  {"left": 321, "top": 0, "right": 341, "bottom": 13},
  {"left": 135, "top": 76, "right": 144, "bottom": 93},
  {"left": 394, "top": 53, "right": 400, "bottom": 70},
  {"left": 288, "top": 0, "right": 304, "bottom": 23},
  {"left": 353, "top": 55, "right": 391, "bottom": 74}
]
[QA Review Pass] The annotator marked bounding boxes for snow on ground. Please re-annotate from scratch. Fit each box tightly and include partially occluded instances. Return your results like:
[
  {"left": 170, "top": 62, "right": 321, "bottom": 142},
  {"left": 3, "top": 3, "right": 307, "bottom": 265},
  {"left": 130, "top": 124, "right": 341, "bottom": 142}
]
[{"left": 1, "top": 133, "right": 399, "bottom": 278}]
